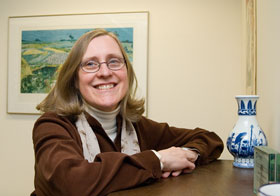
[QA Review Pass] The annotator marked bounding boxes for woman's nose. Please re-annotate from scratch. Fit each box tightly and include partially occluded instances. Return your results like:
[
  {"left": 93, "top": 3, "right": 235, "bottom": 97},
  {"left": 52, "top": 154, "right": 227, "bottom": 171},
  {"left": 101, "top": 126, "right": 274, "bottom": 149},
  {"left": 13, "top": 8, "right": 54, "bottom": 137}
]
[{"left": 96, "top": 62, "right": 112, "bottom": 77}]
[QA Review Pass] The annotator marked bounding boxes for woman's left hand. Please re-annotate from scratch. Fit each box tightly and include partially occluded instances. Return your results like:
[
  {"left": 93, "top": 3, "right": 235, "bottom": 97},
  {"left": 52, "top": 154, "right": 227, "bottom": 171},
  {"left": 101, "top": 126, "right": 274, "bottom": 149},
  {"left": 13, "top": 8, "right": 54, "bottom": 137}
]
[{"left": 161, "top": 149, "right": 199, "bottom": 178}]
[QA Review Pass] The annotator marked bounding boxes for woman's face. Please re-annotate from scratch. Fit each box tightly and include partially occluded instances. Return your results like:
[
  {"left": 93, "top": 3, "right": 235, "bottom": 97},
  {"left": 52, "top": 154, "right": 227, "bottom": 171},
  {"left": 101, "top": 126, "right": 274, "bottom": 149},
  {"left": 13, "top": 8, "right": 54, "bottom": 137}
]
[{"left": 78, "top": 35, "right": 128, "bottom": 112}]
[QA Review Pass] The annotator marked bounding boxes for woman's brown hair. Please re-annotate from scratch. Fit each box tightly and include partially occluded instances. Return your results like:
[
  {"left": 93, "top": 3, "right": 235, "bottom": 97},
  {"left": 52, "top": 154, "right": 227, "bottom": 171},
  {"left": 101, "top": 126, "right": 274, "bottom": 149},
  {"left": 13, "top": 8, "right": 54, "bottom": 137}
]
[{"left": 37, "top": 29, "right": 145, "bottom": 122}]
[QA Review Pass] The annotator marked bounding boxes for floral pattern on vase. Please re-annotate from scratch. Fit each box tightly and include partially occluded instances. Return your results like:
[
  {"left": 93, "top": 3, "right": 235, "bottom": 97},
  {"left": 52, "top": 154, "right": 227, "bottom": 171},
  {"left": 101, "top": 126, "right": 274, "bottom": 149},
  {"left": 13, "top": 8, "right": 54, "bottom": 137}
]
[{"left": 227, "top": 95, "right": 267, "bottom": 168}]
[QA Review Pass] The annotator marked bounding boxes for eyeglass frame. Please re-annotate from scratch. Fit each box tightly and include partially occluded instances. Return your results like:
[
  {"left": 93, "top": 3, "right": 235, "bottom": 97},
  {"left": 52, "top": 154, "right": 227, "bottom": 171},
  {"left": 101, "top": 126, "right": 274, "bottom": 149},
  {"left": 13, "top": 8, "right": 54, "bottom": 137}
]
[{"left": 80, "top": 57, "right": 126, "bottom": 73}]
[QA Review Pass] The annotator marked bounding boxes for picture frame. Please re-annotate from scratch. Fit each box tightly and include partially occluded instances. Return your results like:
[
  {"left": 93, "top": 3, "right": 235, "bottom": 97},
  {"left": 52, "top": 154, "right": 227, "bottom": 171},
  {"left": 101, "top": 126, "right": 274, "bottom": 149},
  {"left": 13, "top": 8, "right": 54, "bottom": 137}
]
[{"left": 7, "top": 12, "right": 148, "bottom": 114}]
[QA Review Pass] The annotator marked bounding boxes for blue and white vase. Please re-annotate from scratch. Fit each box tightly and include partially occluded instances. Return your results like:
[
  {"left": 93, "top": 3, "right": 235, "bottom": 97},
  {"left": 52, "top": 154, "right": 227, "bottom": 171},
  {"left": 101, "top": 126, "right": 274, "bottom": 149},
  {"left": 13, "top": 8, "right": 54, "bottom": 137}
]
[{"left": 227, "top": 95, "right": 267, "bottom": 168}]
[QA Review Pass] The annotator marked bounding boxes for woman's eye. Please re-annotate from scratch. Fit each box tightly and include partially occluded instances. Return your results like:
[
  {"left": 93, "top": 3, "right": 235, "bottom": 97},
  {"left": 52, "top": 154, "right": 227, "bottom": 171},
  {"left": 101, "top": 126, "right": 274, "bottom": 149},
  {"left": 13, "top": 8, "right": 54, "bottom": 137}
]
[
  {"left": 109, "top": 58, "right": 120, "bottom": 64},
  {"left": 86, "top": 61, "right": 98, "bottom": 66}
]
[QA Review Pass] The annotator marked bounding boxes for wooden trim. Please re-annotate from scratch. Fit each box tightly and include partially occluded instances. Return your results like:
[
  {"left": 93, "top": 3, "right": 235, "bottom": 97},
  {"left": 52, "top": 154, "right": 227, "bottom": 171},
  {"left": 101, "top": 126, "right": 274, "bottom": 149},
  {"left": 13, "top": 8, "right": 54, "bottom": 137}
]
[{"left": 245, "top": 0, "right": 257, "bottom": 95}]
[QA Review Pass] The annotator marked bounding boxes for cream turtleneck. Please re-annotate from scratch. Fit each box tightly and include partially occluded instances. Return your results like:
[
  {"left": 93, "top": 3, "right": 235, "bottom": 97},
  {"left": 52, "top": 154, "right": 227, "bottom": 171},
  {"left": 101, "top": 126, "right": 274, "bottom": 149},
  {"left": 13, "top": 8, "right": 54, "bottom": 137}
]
[{"left": 84, "top": 103, "right": 120, "bottom": 142}]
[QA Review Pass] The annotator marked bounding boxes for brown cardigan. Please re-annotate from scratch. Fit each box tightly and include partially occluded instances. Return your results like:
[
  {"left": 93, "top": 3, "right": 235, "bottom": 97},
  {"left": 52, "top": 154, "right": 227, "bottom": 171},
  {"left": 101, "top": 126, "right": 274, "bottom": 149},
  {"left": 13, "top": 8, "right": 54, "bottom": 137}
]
[{"left": 31, "top": 112, "right": 224, "bottom": 196}]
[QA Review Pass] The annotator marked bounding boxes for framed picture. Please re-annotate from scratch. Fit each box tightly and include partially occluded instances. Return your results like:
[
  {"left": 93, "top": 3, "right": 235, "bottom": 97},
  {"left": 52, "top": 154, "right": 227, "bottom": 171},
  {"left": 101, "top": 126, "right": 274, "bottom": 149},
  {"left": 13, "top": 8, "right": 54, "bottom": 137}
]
[{"left": 7, "top": 12, "right": 148, "bottom": 114}]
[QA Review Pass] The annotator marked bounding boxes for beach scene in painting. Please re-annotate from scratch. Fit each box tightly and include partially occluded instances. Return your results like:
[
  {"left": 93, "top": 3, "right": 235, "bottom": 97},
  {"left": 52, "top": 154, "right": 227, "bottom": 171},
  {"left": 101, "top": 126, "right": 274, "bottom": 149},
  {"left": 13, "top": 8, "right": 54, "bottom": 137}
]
[{"left": 21, "top": 28, "right": 133, "bottom": 94}]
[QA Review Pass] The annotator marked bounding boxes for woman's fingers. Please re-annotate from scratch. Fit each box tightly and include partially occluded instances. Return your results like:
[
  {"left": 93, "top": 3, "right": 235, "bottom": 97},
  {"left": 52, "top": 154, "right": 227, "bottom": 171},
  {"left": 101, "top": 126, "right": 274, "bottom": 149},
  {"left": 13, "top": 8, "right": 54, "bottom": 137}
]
[
  {"left": 171, "top": 170, "right": 182, "bottom": 177},
  {"left": 161, "top": 171, "right": 171, "bottom": 178}
]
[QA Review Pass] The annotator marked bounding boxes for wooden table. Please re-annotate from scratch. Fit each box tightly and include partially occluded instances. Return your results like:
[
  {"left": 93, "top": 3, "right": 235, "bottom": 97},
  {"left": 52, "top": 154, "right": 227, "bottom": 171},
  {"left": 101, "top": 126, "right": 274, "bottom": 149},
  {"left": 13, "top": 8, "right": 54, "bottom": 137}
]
[{"left": 109, "top": 160, "right": 256, "bottom": 196}]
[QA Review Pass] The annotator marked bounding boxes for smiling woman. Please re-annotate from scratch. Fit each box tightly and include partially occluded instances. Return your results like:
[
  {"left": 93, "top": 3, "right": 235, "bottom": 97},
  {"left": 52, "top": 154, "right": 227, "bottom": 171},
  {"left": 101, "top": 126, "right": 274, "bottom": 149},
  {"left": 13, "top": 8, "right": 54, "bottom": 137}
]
[{"left": 31, "top": 28, "right": 224, "bottom": 196}]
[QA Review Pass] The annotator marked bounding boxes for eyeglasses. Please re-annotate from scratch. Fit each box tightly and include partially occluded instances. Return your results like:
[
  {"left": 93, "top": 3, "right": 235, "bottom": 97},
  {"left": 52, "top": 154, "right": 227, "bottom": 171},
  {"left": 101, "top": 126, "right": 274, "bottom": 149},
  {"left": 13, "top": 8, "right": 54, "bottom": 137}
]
[{"left": 80, "top": 57, "right": 125, "bottom": 73}]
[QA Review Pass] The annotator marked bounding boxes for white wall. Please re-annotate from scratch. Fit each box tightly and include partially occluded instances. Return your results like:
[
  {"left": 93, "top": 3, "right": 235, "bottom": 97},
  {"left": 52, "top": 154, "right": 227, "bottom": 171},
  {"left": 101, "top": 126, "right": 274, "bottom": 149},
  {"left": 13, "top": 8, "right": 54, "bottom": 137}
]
[
  {"left": 0, "top": 0, "right": 244, "bottom": 195},
  {"left": 257, "top": 0, "right": 280, "bottom": 152}
]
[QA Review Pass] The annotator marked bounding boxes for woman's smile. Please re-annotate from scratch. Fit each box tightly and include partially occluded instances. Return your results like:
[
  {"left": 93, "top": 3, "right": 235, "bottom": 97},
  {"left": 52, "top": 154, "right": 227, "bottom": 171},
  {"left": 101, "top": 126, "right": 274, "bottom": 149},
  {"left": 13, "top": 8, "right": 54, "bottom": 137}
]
[{"left": 94, "top": 83, "right": 116, "bottom": 90}]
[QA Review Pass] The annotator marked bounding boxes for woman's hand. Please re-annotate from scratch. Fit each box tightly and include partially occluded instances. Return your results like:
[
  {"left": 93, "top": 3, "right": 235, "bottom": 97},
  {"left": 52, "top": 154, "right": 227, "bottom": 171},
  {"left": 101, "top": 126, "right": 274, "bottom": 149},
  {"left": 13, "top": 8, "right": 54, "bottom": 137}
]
[{"left": 158, "top": 147, "right": 199, "bottom": 178}]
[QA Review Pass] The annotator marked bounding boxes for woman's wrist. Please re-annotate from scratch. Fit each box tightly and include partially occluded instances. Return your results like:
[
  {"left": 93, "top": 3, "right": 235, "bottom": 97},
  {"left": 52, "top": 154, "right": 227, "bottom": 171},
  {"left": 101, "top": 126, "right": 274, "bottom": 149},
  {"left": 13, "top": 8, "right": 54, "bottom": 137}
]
[{"left": 151, "top": 150, "right": 164, "bottom": 170}]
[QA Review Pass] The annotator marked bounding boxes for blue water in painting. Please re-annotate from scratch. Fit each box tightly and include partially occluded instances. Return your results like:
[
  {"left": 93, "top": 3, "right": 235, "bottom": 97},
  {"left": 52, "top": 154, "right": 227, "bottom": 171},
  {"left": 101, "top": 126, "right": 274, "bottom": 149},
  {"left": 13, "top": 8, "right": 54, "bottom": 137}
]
[{"left": 22, "top": 28, "right": 133, "bottom": 43}]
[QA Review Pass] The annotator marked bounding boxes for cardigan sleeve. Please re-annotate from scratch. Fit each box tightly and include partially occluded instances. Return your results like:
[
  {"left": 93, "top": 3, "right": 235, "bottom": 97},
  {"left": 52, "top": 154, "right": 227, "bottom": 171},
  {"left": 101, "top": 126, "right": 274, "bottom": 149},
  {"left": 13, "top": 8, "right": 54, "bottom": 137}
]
[
  {"left": 135, "top": 117, "right": 224, "bottom": 165},
  {"left": 32, "top": 113, "right": 161, "bottom": 196}
]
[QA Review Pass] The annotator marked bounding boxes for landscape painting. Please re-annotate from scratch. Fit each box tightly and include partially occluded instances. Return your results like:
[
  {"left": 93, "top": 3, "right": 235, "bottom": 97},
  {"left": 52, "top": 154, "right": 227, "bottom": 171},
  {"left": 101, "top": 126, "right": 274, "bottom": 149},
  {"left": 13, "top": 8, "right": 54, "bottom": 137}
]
[
  {"left": 21, "top": 28, "right": 133, "bottom": 94},
  {"left": 8, "top": 12, "right": 148, "bottom": 114}
]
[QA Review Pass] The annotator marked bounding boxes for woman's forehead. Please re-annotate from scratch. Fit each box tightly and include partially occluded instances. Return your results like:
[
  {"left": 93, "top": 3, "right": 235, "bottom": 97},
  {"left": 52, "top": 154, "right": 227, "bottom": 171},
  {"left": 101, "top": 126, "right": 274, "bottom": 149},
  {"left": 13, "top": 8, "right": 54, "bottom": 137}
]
[{"left": 83, "top": 35, "right": 122, "bottom": 58}]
